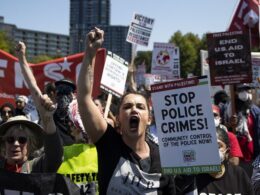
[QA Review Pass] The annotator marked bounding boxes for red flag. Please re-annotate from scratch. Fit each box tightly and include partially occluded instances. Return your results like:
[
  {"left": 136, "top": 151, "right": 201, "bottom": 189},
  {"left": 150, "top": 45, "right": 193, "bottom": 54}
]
[
  {"left": 0, "top": 49, "right": 106, "bottom": 105},
  {"left": 228, "top": 0, "right": 260, "bottom": 48}
]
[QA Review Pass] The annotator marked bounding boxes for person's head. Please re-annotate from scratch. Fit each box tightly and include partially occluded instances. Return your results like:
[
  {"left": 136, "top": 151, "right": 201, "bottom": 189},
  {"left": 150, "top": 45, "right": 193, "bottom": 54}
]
[
  {"left": 216, "top": 126, "right": 230, "bottom": 163},
  {"left": 55, "top": 79, "right": 76, "bottom": 97},
  {"left": 44, "top": 82, "right": 56, "bottom": 103},
  {"left": 234, "top": 83, "right": 253, "bottom": 111},
  {"left": 0, "top": 103, "right": 15, "bottom": 122},
  {"left": 117, "top": 92, "right": 151, "bottom": 141},
  {"left": 212, "top": 104, "right": 221, "bottom": 127},
  {"left": 235, "top": 83, "right": 253, "bottom": 102},
  {"left": 213, "top": 90, "right": 229, "bottom": 106},
  {"left": 0, "top": 115, "right": 43, "bottom": 165},
  {"left": 93, "top": 98, "right": 105, "bottom": 115},
  {"left": 54, "top": 79, "right": 76, "bottom": 126},
  {"left": 15, "top": 95, "right": 28, "bottom": 110}
]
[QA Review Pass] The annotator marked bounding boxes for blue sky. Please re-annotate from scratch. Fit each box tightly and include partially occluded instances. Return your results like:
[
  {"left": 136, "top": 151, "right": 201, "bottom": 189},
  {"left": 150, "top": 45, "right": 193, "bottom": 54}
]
[{"left": 1, "top": 0, "right": 239, "bottom": 51}]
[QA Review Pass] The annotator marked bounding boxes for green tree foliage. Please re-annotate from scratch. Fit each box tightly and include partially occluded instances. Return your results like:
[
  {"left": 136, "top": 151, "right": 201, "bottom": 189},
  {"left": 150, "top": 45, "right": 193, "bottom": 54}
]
[
  {"left": 169, "top": 31, "right": 207, "bottom": 78},
  {"left": 31, "top": 55, "right": 54, "bottom": 63},
  {"left": 134, "top": 31, "right": 207, "bottom": 77},
  {"left": 0, "top": 31, "right": 15, "bottom": 54},
  {"left": 134, "top": 51, "right": 152, "bottom": 72}
]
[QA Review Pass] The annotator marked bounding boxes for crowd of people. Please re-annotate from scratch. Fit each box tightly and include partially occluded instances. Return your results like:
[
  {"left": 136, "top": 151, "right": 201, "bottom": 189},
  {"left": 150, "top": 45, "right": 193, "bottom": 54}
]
[{"left": 0, "top": 27, "right": 260, "bottom": 194}]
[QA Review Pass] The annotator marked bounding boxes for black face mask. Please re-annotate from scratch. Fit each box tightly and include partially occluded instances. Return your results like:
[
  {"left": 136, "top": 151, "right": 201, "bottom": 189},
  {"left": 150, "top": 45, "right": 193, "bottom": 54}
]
[{"left": 55, "top": 94, "right": 73, "bottom": 123}]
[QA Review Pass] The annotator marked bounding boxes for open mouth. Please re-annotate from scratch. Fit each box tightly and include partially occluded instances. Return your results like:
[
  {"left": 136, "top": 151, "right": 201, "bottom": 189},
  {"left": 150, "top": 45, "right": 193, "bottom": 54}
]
[{"left": 129, "top": 116, "right": 140, "bottom": 130}]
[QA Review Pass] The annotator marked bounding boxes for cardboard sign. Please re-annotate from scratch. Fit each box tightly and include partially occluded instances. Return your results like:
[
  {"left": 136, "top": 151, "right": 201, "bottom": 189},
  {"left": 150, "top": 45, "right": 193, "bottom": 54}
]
[
  {"left": 100, "top": 51, "right": 128, "bottom": 97},
  {"left": 151, "top": 42, "right": 180, "bottom": 80},
  {"left": 126, "top": 13, "right": 155, "bottom": 47},
  {"left": 150, "top": 76, "right": 221, "bottom": 174},
  {"left": 207, "top": 31, "right": 252, "bottom": 85},
  {"left": 251, "top": 52, "right": 260, "bottom": 88}
]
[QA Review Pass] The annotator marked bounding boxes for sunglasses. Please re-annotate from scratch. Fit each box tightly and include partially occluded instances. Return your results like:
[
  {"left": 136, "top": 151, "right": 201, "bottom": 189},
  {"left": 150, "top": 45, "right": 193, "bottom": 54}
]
[{"left": 5, "top": 136, "right": 28, "bottom": 144}]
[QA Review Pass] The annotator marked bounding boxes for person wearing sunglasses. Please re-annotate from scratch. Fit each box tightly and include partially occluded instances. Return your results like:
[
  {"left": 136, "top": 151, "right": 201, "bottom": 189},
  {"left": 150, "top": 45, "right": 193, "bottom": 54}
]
[
  {"left": 0, "top": 103, "right": 15, "bottom": 125},
  {"left": 0, "top": 115, "right": 63, "bottom": 173},
  {"left": 0, "top": 41, "right": 64, "bottom": 173}
]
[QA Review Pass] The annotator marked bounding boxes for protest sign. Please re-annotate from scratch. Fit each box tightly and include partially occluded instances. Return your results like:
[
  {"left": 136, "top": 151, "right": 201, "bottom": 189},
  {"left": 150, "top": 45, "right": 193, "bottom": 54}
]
[
  {"left": 144, "top": 73, "right": 161, "bottom": 90},
  {"left": 207, "top": 31, "right": 252, "bottom": 85},
  {"left": 23, "top": 95, "right": 39, "bottom": 123},
  {"left": 151, "top": 76, "right": 221, "bottom": 174},
  {"left": 126, "top": 13, "right": 155, "bottom": 47},
  {"left": 151, "top": 42, "right": 180, "bottom": 80},
  {"left": 200, "top": 49, "right": 230, "bottom": 99},
  {"left": 100, "top": 51, "right": 128, "bottom": 97},
  {"left": 0, "top": 49, "right": 106, "bottom": 106},
  {"left": 252, "top": 52, "right": 260, "bottom": 87},
  {"left": 0, "top": 170, "right": 80, "bottom": 194}
]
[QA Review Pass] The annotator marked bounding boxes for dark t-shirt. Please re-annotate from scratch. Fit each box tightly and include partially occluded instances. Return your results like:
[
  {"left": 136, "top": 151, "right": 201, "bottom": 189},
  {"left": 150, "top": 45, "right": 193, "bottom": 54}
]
[
  {"left": 95, "top": 124, "right": 175, "bottom": 195},
  {"left": 53, "top": 114, "right": 75, "bottom": 146},
  {"left": 196, "top": 162, "right": 254, "bottom": 195}
]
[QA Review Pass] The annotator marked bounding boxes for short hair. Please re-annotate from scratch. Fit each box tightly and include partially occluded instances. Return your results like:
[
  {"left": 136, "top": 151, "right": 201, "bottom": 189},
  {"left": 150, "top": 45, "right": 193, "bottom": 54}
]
[
  {"left": 117, "top": 91, "right": 150, "bottom": 115},
  {"left": 44, "top": 82, "right": 56, "bottom": 95},
  {"left": 213, "top": 90, "right": 228, "bottom": 105}
]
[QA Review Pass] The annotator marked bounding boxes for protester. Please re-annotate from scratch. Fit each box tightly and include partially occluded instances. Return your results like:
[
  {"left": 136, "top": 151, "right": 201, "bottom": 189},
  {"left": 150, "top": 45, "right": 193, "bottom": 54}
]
[
  {"left": 93, "top": 95, "right": 116, "bottom": 128},
  {"left": 14, "top": 95, "right": 28, "bottom": 116},
  {"left": 252, "top": 154, "right": 260, "bottom": 194},
  {"left": 0, "top": 41, "right": 63, "bottom": 173},
  {"left": 77, "top": 27, "right": 175, "bottom": 194},
  {"left": 54, "top": 78, "right": 78, "bottom": 145},
  {"left": 196, "top": 126, "right": 254, "bottom": 194},
  {"left": 0, "top": 103, "right": 15, "bottom": 125},
  {"left": 213, "top": 90, "right": 229, "bottom": 124},
  {"left": 224, "top": 83, "right": 260, "bottom": 176},
  {"left": 212, "top": 104, "right": 243, "bottom": 165},
  {"left": 44, "top": 82, "right": 57, "bottom": 104}
]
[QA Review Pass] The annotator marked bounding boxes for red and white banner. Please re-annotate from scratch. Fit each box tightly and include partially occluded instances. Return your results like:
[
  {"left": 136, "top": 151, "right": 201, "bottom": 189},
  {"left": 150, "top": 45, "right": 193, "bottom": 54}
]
[
  {"left": 0, "top": 49, "right": 106, "bottom": 106},
  {"left": 228, "top": 0, "right": 260, "bottom": 47}
]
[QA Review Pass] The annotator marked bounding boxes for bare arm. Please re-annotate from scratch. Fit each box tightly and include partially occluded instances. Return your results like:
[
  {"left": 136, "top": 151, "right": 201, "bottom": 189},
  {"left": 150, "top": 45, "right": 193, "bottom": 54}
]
[
  {"left": 127, "top": 61, "right": 137, "bottom": 92},
  {"left": 77, "top": 27, "right": 107, "bottom": 143},
  {"left": 15, "top": 42, "right": 56, "bottom": 134}
]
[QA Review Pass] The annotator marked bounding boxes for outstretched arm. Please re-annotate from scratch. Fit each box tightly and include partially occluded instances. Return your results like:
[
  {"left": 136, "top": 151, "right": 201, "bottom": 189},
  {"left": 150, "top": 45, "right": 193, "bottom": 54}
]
[
  {"left": 77, "top": 27, "right": 107, "bottom": 143},
  {"left": 16, "top": 42, "right": 56, "bottom": 134},
  {"left": 16, "top": 42, "right": 63, "bottom": 172}
]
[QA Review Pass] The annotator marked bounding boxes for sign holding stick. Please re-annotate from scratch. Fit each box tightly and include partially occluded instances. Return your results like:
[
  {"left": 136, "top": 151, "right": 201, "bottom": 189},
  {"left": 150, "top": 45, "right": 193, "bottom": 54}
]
[{"left": 151, "top": 76, "right": 221, "bottom": 174}]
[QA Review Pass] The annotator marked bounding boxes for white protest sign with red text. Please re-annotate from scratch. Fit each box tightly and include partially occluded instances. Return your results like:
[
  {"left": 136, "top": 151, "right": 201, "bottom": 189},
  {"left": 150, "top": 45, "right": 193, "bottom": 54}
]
[{"left": 151, "top": 76, "right": 220, "bottom": 174}]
